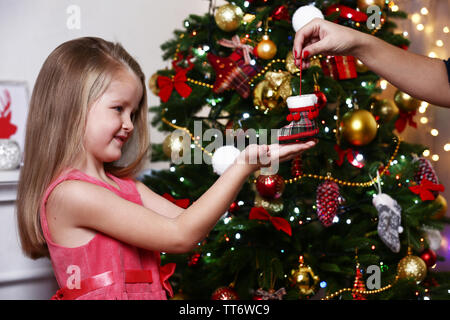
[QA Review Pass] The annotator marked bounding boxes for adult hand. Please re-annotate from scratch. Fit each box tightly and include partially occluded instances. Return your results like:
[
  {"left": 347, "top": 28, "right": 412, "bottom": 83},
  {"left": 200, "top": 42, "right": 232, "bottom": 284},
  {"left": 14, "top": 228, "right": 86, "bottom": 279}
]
[{"left": 293, "top": 18, "right": 363, "bottom": 68}]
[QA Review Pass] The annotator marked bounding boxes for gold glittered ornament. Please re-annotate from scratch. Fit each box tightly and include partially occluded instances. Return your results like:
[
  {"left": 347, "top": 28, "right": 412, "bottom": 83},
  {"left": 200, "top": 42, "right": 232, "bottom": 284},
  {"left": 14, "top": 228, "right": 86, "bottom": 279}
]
[
  {"left": 397, "top": 251, "right": 427, "bottom": 284},
  {"left": 370, "top": 98, "right": 399, "bottom": 122},
  {"left": 253, "top": 71, "right": 292, "bottom": 112},
  {"left": 162, "top": 133, "right": 187, "bottom": 161},
  {"left": 394, "top": 90, "right": 421, "bottom": 112},
  {"left": 254, "top": 194, "right": 284, "bottom": 214},
  {"left": 214, "top": 4, "right": 244, "bottom": 32},
  {"left": 148, "top": 73, "right": 160, "bottom": 96},
  {"left": 254, "top": 80, "right": 280, "bottom": 112},
  {"left": 255, "top": 35, "right": 277, "bottom": 60},
  {"left": 265, "top": 71, "right": 292, "bottom": 101},
  {"left": 285, "top": 51, "right": 299, "bottom": 74},
  {"left": 289, "top": 256, "right": 319, "bottom": 296},
  {"left": 339, "top": 109, "right": 378, "bottom": 146}
]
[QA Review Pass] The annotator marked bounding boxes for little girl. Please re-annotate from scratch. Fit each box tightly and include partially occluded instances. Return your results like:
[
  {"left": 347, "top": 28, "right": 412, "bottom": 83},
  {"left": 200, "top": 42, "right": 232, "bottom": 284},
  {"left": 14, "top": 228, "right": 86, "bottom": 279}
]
[{"left": 16, "top": 37, "right": 315, "bottom": 300}]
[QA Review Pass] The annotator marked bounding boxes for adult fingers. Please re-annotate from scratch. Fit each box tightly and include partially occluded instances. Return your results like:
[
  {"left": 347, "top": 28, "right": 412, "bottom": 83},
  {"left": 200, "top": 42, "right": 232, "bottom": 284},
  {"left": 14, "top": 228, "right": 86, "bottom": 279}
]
[{"left": 293, "top": 18, "right": 323, "bottom": 61}]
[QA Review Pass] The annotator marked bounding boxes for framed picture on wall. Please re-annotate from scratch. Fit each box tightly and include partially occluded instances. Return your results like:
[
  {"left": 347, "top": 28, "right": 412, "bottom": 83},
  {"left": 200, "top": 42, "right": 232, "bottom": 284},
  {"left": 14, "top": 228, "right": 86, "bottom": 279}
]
[{"left": 0, "top": 81, "right": 29, "bottom": 153}]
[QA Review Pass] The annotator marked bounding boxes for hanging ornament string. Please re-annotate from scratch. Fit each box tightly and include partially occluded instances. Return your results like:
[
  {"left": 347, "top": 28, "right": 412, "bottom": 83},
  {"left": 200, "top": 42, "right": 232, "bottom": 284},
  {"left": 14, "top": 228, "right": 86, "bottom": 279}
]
[{"left": 299, "top": 49, "right": 303, "bottom": 96}]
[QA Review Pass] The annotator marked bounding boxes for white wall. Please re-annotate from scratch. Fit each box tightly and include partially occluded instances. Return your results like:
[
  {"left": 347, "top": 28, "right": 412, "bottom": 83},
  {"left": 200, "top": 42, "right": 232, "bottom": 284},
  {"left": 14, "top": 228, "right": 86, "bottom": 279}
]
[{"left": 0, "top": 0, "right": 218, "bottom": 299}]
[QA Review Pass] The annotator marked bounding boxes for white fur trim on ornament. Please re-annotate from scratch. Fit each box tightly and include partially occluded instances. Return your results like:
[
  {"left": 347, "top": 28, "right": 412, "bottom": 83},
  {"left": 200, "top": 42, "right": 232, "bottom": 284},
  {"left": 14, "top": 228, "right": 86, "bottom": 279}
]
[
  {"left": 286, "top": 94, "right": 318, "bottom": 109},
  {"left": 212, "top": 145, "right": 241, "bottom": 175},
  {"left": 292, "top": 5, "right": 324, "bottom": 32}
]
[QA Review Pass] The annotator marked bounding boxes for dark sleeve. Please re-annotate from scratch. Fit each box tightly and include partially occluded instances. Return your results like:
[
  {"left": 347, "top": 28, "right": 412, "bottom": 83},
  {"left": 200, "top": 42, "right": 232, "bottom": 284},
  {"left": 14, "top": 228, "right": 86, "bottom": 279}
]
[{"left": 445, "top": 58, "right": 450, "bottom": 83}]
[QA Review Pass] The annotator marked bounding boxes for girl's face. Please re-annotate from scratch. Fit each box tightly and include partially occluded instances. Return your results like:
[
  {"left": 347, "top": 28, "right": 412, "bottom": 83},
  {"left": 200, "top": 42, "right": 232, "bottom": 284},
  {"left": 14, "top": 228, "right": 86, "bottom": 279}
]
[{"left": 84, "top": 68, "right": 143, "bottom": 164}]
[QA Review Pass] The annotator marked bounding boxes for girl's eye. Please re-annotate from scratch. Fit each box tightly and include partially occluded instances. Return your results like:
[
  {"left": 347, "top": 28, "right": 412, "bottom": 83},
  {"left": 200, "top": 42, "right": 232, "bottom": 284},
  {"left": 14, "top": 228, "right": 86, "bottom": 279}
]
[{"left": 114, "top": 106, "right": 123, "bottom": 112}]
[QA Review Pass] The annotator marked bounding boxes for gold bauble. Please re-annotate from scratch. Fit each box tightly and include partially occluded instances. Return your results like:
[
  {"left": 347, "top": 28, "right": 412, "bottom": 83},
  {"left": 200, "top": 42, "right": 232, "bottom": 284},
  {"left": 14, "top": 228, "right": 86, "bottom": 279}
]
[
  {"left": 357, "top": 0, "right": 385, "bottom": 10},
  {"left": 394, "top": 90, "right": 421, "bottom": 112},
  {"left": 253, "top": 79, "right": 281, "bottom": 112},
  {"left": 397, "top": 255, "right": 427, "bottom": 284},
  {"left": 432, "top": 195, "right": 448, "bottom": 220},
  {"left": 285, "top": 51, "right": 299, "bottom": 74},
  {"left": 339, "top": 109, "right": 378, "bottom": 146},
  {"left": 148, "top": 73, "right": 160, "bottom": 96},
  {"left": 254, "top": 194, "right": 284, "bottom": 214},
  {"left": 355, "top": 58, "right": 370, "bottom": 73},
  {"left": 370, "top": 98, "right": 399, "bottom": 122},
  {"left": 162, "top": 133, "right": 186, "bottom": 160},
  {"left": 214, "top": 4, "right": 243, "bottom": 32},
  {"left": 289, "top": 256, "right": 319, "bottom": 296},
  {"left": 256, "top": 35, "right": 277, "bottom": 60}
]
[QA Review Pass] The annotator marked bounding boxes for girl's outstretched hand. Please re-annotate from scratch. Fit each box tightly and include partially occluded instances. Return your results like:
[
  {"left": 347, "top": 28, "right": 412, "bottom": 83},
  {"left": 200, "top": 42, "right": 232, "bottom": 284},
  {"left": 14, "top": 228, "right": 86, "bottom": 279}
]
[{"left": 235, "top": 139, "right": 317, "bottom": 174}]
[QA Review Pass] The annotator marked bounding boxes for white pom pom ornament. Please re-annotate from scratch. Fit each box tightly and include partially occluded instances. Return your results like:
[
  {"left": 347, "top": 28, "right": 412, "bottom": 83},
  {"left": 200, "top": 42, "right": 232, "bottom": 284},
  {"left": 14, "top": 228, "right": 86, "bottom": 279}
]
[
  {"left": 292, "top": 5, "right": 324, "bottom": 32},
  {"left": 212, "top": 145, "right": 241, "bottom": 175}
]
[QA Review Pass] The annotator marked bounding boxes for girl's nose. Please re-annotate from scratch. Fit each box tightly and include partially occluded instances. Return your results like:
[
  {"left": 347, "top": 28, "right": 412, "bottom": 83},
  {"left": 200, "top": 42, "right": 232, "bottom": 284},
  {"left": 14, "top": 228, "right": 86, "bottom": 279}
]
[{"left": 122, "top": 116, "right": 134, "bottom": 132}]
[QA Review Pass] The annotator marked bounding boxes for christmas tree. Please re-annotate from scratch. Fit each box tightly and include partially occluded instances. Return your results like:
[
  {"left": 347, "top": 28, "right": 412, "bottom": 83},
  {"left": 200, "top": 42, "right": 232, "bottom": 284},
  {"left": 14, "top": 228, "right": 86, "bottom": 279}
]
[{"left": 143, "top": 0, "right": 450, "bottom": 300}]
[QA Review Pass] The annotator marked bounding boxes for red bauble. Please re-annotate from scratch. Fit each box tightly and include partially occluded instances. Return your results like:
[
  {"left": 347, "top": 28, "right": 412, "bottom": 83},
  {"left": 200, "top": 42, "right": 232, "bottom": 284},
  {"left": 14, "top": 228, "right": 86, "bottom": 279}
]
[
  {"left": 315, "top": 91, "right": 327, "bottom": 110},
  {"left": 187, "top": 252, "right": 201, "bottom": 267},
  {"left": 291, "top": 156, "right": 302, "bottom": 177},
  {"left": 420, "top": 248, "right": 437, "bottom": 268},
  {"left": 228, "top": 201, "right": 240, "bottom": 214},
  {"left": 211, "top": 286, "right": 239, "bottom": 300},
  {"left": 256, "top": 174, "right": 285, "bottom": 199},
  {"left": 316, "top": 181, "right": 340, "bottom": 227},
  {"left": 271, "top": 5, "right": 290, "bottom": 21}
]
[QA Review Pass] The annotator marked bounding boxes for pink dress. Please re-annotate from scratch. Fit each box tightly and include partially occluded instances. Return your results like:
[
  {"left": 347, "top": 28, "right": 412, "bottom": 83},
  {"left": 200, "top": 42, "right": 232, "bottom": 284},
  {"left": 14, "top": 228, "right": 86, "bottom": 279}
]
[{"left": 39, "top": 168, "right": 175, "bottom": 300}]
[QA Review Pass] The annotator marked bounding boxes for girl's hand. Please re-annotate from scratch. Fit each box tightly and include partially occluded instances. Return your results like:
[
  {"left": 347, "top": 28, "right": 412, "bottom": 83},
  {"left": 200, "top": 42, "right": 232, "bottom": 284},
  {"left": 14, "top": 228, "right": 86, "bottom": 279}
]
[
  {"left": 235, "top": 140, "right": 317, "bottom": 174},
  {"left": 293, "top": 18, "right": 364, "bottom": 68}
]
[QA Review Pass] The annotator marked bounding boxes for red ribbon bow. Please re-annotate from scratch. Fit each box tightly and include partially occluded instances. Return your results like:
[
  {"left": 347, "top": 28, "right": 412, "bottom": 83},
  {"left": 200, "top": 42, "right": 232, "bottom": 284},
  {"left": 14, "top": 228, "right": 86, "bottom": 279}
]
[
  {"left": 395, "top": 110, "right": 417, "bottom": 133},
  {"left": 217, "top": 35, "right": 254, "bottom": 65},
  {"left": 159, "top": 263, "right": 176, "bottom": 297},
  {"left": 409, "top": 178, "right": 445, "bottom": 201},
  {"left": 157, "top": 70, "right": 192, "bottom": 103},
  {"left": 334, "top": 144, "right": 364, "bottom": 168},
  {"left": 162, "top": 193, "right": 190, "bottom": 209},
  {"left": 249, "top": 207, "right": 292, "bottom": 236}
]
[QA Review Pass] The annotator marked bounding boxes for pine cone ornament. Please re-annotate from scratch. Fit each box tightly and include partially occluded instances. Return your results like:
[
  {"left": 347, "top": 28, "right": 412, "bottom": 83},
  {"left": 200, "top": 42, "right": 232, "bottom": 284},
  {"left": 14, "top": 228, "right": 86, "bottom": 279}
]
[
  {"left": 414, "top": 156, "right": 438, "bottom": 184},
  {"left": 413, "top": 156, "right": 440, "bottom": 198},
  {"left": 316, "top": 181, "right": 340, "bottom": 227}
]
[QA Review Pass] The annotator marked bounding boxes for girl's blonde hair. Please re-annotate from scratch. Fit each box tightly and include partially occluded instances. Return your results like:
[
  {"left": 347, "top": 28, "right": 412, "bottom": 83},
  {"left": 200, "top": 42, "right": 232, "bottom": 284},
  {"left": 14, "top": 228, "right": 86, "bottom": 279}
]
[{"left": 16, "top": 37, "right": 150, "bottom": 259}]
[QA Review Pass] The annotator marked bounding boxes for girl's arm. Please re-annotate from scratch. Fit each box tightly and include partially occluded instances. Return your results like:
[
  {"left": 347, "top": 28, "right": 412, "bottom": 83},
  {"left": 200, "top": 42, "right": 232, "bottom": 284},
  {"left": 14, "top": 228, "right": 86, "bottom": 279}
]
[
  {"left": 135, "top": 181, "right": 185, "bottom": 218},
  {"left": 293, "top": 18, "right": 450, "bottom": 108},
  {"left": 49, "top": 142, "right": 315, "bottom": 253}
]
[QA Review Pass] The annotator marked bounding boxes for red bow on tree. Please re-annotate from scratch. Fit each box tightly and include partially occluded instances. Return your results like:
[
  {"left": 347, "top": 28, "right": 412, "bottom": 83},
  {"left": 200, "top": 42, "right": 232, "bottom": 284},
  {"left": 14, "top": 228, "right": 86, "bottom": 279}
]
[
  {"left": 334, "top": 144, "right": 364, "bottom": 168},
  {"left": 157, "top": 53, "right": 194, "bottom": 103},
  {"left": 249, "top": 207, "right": 292, "bottom": 236},
  {"left": 409, "top": 178, "right": 445, "bottom": 201},
  {"left": 395, "top": 110, "right": 417, "bottom": 133},
  {"left": 157, "top": 70, "right": 192, "bottom": 103},
  {"left": 162, "top": 193, "right": 190, "bottom": 208}
]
